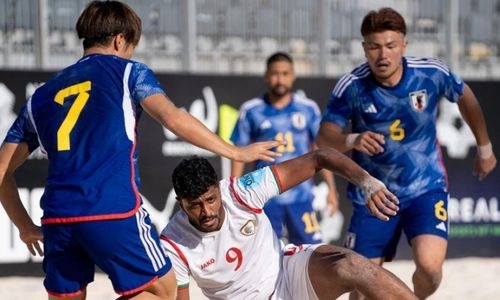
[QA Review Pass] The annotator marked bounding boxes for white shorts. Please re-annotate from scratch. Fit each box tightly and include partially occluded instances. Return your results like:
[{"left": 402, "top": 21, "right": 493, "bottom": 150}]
[{"left": 274, "top": 243, "right": 321, "bottom": 300}]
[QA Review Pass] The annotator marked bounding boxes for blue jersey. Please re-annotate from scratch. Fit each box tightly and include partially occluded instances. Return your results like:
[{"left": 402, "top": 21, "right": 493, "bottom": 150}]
[
  {"left": 230, "top": 94, "right": 321, "bottom": 205},
  {"left": 5, "top": 54, "right": 166, "bottom": 224},
  {"left": 322, "top": 57, "right": 464, "bottom": 204}
]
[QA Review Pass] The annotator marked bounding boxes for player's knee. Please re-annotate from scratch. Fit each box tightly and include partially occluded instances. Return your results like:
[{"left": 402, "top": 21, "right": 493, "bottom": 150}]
[{"left": 414, "top": 267, "right": 442, "bottom": 291}]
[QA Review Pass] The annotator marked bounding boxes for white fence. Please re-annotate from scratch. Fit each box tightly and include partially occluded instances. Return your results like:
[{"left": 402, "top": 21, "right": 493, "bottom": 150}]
[{"left": 1, "top": 0, "right": 500, "bottom": 79}]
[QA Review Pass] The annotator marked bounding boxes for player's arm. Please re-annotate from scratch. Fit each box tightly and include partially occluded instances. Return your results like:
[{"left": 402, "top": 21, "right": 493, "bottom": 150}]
[
  {"left": 457, "top": 84, "right": 497, "bottom": 180},
  {"left": 0, "top": 142, "right": 44, "bottom": 256},
  {"left": 318, "top": 167, "right": 339, "bottom": 215},
  {"left": 273, "top": 148, "right": 398, "bottom": 221},
  {"left": 230, "top": 160, "right": 246, "bottom": 177},
  {"left": 312, "top": 142, "right": 339, "bottom": 215},
  {"left": 141, "top": 93, "right": 283, "bottom": 163},
  {"left": 316, "top": 122, "right": 385, "bottom": 156},
  {"left": 176, "top": 286, "right": 190, "bottom": 300}
]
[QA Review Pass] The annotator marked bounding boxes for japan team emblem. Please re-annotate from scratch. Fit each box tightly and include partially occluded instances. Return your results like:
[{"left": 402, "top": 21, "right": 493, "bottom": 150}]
[
  {"left": 291, "top": 112, "right": 306, "bottom": 129},
  {"left": 409, "top": 90, "right": 428, "bottom": 112}
]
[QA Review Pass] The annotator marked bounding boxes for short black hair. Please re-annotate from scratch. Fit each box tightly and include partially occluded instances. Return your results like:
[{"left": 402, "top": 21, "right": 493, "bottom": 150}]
[
  {"left": 172, "top": 156, "right": 219, "bottom": 199},
  {"left": 266, "top": 51, "right": 293, "bottom": 69},
  {"left": 76, "top": 0, "right": 142, "bottom": 49}
]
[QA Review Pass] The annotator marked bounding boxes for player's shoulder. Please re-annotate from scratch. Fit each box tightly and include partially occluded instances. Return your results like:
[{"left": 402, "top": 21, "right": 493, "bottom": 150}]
[
  {"left": 293, "top": 92, "right": 317, "bottom": 106},
  {"left": 239, "top": 96, "right": 265, "bottom": 111},
  {"left": 237, "top": 97, "right": 267, "bottom": 120},
  {"left": 405, "top": 56, "right": 450, "bottom": 74},
  {"left": 331, "top": 62, "right": 371, "bottom": 97},
  {"left": 82, "top": 54, "right": 152, "bottom": 72},
  {"left": 292, "top": 93, "right": 321, "bottom": 115}
]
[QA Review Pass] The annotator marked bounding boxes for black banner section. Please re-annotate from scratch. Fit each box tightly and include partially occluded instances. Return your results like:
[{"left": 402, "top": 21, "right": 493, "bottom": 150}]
[{"left": 0, "top": 71, "right": 498, "bottom": 275}]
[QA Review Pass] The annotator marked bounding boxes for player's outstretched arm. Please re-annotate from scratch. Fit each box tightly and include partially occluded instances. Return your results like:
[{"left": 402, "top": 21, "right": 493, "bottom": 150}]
[
  {"left": 176, "top": 286, "right": 190, "bottom": 300},
  {"left": 141, "top": 94, "right": 283, "bottom": 163},
  {"left": 273, "top": 148, "right": 399, "bottom": 220},
  {"left": 0, "top": 142, "right": 44, "bottom": 256},
  {"left": 317, "top": 122, "right": 385, "bottom": 156},
  {"left": 457, "top": 84, "right": 497, "bottom": 180}
]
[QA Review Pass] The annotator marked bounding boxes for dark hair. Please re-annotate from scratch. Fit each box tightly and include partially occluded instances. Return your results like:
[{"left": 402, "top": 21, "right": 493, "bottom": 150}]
[
  {"left": 76, "top": 0, "right": 142, "bottom": 49},
  {"left": 360, "top": 7, "right": 407, "bottom": 37},
  {"left": 266, "top": 52, "right": 293, "bottom": 69},
  {"left": 172, "top": 156, "right": 219, "bottom": 199}
]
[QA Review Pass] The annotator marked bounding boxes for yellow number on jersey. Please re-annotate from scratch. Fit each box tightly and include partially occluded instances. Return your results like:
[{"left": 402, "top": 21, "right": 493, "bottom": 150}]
[
  {"left": 275, "top": 131, "right": 295, "bottom": 153},
  {"left": 302, "top": 211, "right": 321, "bottom": 234},
  {"left": 54, "top": 81, "right": 91, "bottom": 151},
  {"left": 434, "top": 200, "right": 448, "bottom": 221},
  {"left": 389, "top": 119, "right": 405, "bottom": 141}
]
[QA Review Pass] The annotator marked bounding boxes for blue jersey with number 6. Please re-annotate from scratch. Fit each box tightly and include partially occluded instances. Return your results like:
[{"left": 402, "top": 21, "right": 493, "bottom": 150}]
[
  {"left": 5, "top": 54, "right": 166, "bottom": 223},
  {"left": 322, "top": 57, "right": 464, "bottom": 205}
]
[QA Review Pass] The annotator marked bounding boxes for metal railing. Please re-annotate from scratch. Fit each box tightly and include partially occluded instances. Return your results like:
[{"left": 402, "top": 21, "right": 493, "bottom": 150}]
[{"left": 1, "top": 0, "right": 500, "bottom": 79}]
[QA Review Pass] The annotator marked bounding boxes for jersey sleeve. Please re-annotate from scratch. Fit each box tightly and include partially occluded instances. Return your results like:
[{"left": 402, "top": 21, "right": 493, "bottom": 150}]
[
  {"left": 229, "top": 109, "right": 252, "bottom": 146},
  {"left": 128, "top": 62, "right": 167, "bottom": 103},
  {"left": 308, "top": 100, "right": 322, "bottom": 140},
  {"left": 321, "top": 75, "right": 353, "bottom": 128},
  {"left": 3, "top": 102, "right": 40, "bottom": 153},
  {"left": 443, "top": 70, "right": 465, "bottom": 103},
  {"left": 160, "top": 236, "right": 191, "bottom": 287},
  {"left": 231, "top": 166, "right": 280, "bottom": 209}
]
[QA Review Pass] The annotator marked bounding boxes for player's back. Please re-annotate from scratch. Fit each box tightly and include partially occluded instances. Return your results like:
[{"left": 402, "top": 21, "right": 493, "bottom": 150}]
[{"left": 30, "top": 54, "right": 144, "bottom": 223}]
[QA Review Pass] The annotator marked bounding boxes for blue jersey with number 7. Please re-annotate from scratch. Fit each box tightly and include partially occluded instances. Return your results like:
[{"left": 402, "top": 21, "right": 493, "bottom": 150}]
[{"left": 4, "top": 54, "right": 166, "bottom": 223}]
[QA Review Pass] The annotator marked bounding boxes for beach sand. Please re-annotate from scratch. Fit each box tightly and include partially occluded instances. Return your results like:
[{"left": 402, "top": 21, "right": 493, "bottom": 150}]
[{"left": 1, "top": 257, "right": 499, "bottom": 299}]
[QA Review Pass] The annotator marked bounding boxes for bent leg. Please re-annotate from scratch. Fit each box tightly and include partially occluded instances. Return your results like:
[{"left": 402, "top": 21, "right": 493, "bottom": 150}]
[
  {"left": 117, "top": 269, "right": 177, "bottom": 300},
  {"left": 308, "top": 245, "right": 417, "bottom": 300},
  {"left": 411, "top": 234, "right": 447, "bottom": 299},
  {"left": 348, "top": 257, "right": 384, "bottom": 300}
]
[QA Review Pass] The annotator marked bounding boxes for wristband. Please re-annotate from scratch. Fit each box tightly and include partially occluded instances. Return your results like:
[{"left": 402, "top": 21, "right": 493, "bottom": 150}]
[
  {"left": 477, "top": 142, "right": 493, "bottom": 159},
  {"left": 360, "top": 175, "right": 385, "bottom": 201},
  {"left": 345, "top": 133, "right": 360, "bottom": 148}
]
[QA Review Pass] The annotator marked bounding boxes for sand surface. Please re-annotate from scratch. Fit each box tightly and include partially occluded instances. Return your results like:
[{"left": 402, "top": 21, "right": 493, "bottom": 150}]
[{"left": 1, "top": 257, "right": 499, "bottom": 299}]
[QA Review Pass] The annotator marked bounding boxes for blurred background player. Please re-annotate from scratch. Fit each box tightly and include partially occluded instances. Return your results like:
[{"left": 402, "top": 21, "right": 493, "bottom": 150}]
[
  {"left": 230, "top": 51, "right": 338, "bottom": 244},
  {"left": 316, "top": 7, "right": 497, "bottom": 300}
]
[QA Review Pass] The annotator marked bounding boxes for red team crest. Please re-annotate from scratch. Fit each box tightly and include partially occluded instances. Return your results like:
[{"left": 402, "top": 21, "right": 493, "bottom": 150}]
[{"left": 409, "top": 90, "right": 428, "bottom": 112}]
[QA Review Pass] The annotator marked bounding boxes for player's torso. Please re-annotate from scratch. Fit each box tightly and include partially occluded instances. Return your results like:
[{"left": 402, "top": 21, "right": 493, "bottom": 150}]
[
  {"left": 244, "top": 97, "right": 317, "bottom": 164},
  {"left": 31, "top": 55, "right": 144, "bottom": 221},
  {"left": 244, "top": 98, "right": 318, "bottom": 203},
  {"left": 176, "top": 191, "right": 281, "bottom": 299},
  {"left": 347, "top": 61, "right": 452, "bottom": 201}
]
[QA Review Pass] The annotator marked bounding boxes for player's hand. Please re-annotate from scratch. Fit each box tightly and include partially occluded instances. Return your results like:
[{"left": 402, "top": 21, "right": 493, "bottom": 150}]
[
  {"left": 353, "top": 131, "right": 385, "bottom": 156},
  {"left": 19, "top": 224, "right": 44, "bottom": 256},
  {"left": 473, "top": 153, "right": 497, "bottom": 181},
  {"left": 234, "top": 140, "right": 284, "bottom": 163},
  {"left": 360, "top": 175, "right": 399, "bottom": 221}
]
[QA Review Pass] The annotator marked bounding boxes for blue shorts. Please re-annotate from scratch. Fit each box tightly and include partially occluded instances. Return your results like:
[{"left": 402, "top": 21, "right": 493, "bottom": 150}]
[
  {"left": 42, "top": 207, "right": 172, "bottom": 297},
  {"left": 344, "top": 190, "right": 449, "bottom": 261},
  {"left": 264, "top": 199, "right": 323, "bottom": 244}
]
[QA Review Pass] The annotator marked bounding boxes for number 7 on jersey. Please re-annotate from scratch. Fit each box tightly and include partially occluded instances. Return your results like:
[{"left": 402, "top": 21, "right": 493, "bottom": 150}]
[{"left": 54, "top": 81, "right": 91, "bottom": 151}]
